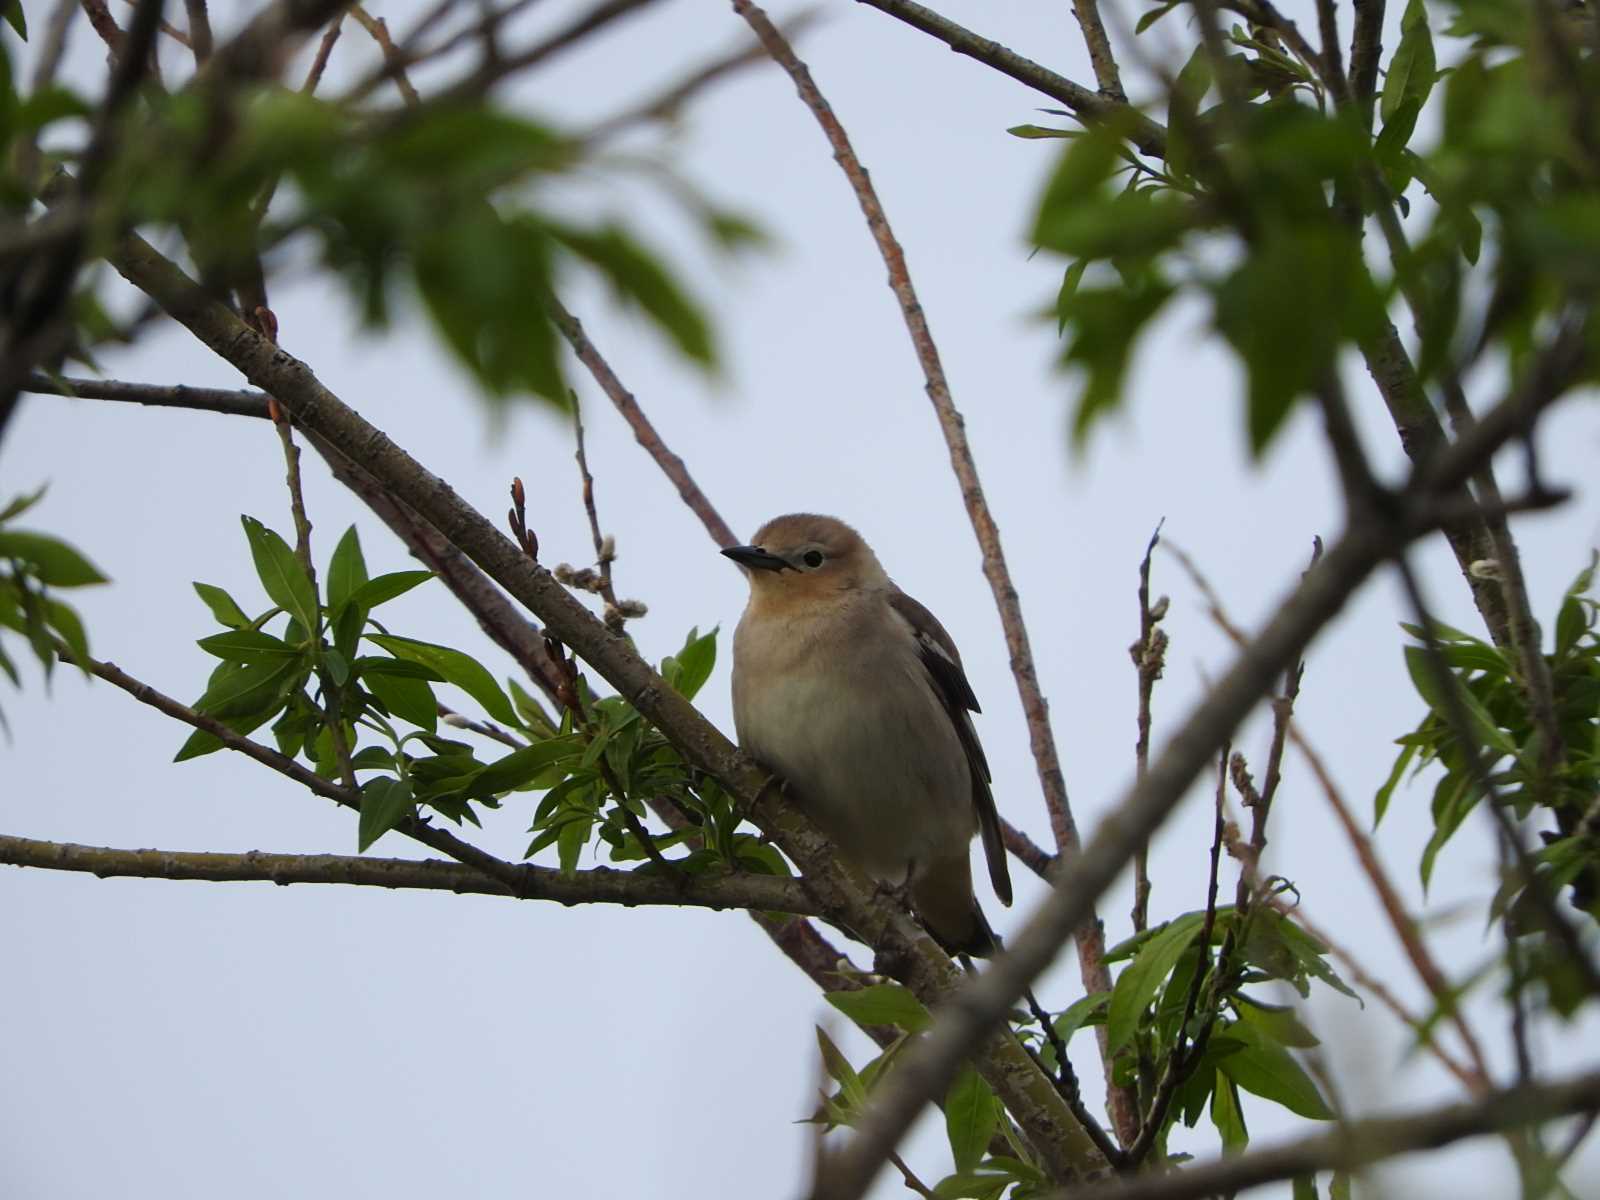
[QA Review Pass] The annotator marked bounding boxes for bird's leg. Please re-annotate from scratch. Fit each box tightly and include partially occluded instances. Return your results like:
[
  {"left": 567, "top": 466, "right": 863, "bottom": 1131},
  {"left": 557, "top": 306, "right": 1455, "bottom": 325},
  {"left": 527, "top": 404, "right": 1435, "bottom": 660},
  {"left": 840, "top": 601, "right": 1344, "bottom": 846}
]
[{"left": 871, "top": 860, "right": 918, "bottom": 917}]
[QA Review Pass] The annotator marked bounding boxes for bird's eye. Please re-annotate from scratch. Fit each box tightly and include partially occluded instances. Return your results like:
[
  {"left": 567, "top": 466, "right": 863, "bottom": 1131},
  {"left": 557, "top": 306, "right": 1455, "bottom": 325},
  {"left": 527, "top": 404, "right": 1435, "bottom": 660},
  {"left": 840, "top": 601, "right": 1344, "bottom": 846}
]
[{"left": 803, "top": 550, "right": 825, "bottom": 569}]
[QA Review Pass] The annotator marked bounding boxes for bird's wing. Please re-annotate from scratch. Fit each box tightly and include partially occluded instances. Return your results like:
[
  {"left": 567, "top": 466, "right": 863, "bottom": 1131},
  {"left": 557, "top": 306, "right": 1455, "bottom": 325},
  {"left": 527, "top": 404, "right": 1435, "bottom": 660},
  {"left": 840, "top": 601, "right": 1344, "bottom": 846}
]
[{"left": 887, "top": 589, "right": 1013, "bottom": 906}]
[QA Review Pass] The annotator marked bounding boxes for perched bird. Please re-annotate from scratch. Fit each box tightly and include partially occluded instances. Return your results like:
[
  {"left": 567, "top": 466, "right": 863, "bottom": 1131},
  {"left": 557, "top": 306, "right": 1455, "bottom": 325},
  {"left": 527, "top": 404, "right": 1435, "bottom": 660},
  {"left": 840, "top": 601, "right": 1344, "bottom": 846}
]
[{"left": 723, "top": 513, "right": 1012, "bottom": 955}]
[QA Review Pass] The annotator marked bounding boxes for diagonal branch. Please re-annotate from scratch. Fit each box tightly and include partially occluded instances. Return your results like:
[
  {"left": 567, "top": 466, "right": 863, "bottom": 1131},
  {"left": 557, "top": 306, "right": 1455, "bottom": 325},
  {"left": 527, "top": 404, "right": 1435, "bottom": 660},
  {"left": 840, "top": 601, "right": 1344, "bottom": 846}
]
[
  {"left": 0, "top": 834, "right": 818, "bottom": 911},
  {"left": 1051, "top": 1067, "right": 1600, "bottom": 1200},
  {"left": 732, "top": 0, "right": 1137, "bottom": 1145}
]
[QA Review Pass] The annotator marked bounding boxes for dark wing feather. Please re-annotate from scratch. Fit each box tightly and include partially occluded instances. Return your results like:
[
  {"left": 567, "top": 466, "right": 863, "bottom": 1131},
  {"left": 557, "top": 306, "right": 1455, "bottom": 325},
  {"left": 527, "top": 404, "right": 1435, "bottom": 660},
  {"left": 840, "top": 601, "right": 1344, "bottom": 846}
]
[{"left": 887, "top": 589, "right": 1013, "bottom": 907}]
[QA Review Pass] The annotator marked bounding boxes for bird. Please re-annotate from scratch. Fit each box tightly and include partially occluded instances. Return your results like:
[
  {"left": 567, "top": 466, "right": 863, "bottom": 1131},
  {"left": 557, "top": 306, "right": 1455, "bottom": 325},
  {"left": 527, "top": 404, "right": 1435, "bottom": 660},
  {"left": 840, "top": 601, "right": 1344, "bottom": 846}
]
[{"left": 722, "top": 513, "right": 1012, "bottom": 956}]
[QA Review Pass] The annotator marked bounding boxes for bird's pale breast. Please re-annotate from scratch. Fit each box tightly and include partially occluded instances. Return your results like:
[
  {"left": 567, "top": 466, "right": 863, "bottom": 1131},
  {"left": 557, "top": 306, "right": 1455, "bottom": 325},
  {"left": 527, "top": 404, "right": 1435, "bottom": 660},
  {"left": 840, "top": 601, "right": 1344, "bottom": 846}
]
[{"left": 732, "top": 593, "right": 975, "bottom": 881}]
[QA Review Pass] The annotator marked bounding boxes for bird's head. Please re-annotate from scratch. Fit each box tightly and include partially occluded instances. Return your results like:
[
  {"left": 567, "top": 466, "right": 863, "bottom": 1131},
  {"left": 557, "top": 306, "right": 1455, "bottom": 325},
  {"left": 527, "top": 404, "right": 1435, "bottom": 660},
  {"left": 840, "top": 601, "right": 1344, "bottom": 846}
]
[{"left": 721, "top": 513, "right": 888, "bottom": 609}]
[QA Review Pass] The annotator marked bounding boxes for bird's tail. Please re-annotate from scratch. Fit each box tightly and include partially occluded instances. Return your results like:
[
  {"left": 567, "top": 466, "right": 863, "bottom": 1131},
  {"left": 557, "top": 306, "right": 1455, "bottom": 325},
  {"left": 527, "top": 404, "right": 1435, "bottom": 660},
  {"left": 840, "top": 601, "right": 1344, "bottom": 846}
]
[{"left": 912, "top": 855, "right": 1002, "bottom": 958}]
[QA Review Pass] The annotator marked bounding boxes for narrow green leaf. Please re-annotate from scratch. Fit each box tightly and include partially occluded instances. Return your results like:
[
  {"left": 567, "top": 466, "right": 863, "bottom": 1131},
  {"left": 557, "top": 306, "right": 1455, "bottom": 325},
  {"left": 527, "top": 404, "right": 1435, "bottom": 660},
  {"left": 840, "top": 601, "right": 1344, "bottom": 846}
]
[
  {"left": 663, "top": 626, "right": 717, "bottom": 701},
  {"left": 1216, "top": 1019, "right": 1334, "bottom": 1119},
  {"left": 1234, "top": 994, "right": 1320, "bottom": 1048},
  {"left": 43, "top": 598, "right": 90, "bottom": 674},
  {"left": 1007, "top": 124, "right": 1076, "bottom": 139},
  {"left": 1374, "top": 739, "right": 1417, "bottom": 827},
  {"left": 473, "top": 735, "right": 586, "bottom": 795},
  {"left": 345, "top": 569, "right": 433, "bottom": 612},
  {"left": 944, "top": 1068, "right": 998, "bottom": 1174},
  {"left": 815, "top": 1026, "right": 868, "bottom": 1111},
  {"left": 556, "top": 813, "right": 591, "bottom": 872},
  {"left": 1211, "top": 1071, "right": 1249, "bottom": 1153},
  {"left": 1052, "top": 991, "right": 1109, "bottom": 1044},
  {"left": 365, "top": 670, "right": 439, "bottom": 730},
  {"left": 0, "top": 485, "right": 47, "bottom": 523},
  {"left": 358, "top": 776, "right": 415, "bottom": 851},
  {"left": 3, "top": 0, "right": 25, "bottom": 40},
  {"left": 326, "top": 526, "right": 369, "bottom": 614},
  {"left": 322, "top": 647, "right": 351, "bottom": 687},
  {"left": 241, "top": 516, "right": 318, "bottom": 633},
  {"left": 367, "top": 633, "right": 516, "bottom": 725},
  {"left": 197, "top": 629, "right": 302, "bottom": 661},
  {"left": 825, "top": 984, "right": 932, "bottom": 1034},
  {"left": 1292, "top": 1174, "right": 1319, "bottom": 1200},
  {"left": 1108, "top": 911, "right": 1206, "bottom": 1053},
  {"left": 0, "top": 529, "right": 108, "bottom": 586},
  {"left": 193, "top": 582, "right": 250, "bottom": 629}
]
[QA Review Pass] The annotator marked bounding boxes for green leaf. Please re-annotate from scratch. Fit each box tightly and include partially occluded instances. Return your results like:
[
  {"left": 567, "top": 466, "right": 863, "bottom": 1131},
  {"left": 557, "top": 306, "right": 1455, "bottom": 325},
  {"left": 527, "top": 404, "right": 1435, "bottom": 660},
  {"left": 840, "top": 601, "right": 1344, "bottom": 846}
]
[
  {"left": 241, "top": 516, "right": 318, "bottom": 633},
  {"left": 1211, "top": 1071, "right": 1249, "bottom": 1153},
  {"left": 44, "top": 597, "right": 90, "bottom": 674},
  {"left": 192, "top": 657, "right": 301, "bottom": 721},
  {"left": 1054, "top": 259, "right": 1089, "bottom": 335},
  {"left": 193, "top": 582, "right": 250, "bottom": 629},
  {"left": 1058, "top": 273, "right": 1176, "bottom": 448},
  {"left": 1293, "top": 1174, "right": 1319, "bottom": 1200},
  {"left": 345, "top": 569, "right": 433, "bottom": 612},
  {"left": 3, "top": 0, "right": 25, "bottom": 40},
  {"left": 1214, "top": 226, "right": 1383, "bottom": 455},
  {"left": 553, "top": 223, "right": 717, "bottom": 370},
  {"left": 322, "top": 647, "right": 351, "bottom": 687},
  {"left": 358, "top": 776, "right": 415, "bottom": 851},
  {"left": 367, "top": 633, "right": 516, "bottom": 725},
  {"left": 1381, "top": 0, "right": 1436, "bottom": 126},
  {"left": 1007, "top": 124, "right": 1076, "bottom": 139},
  {"left": 1234, "top": 994, "right": 1320, "bottom": 1048},
  {"left": 326, "top": 526, "right": 369, "bottom": 614},
  {"left": 1108, "top": 911, "right": 1206, "bottom": 1053},
  {"left": 0, "top": 529, "right": 108, "bottom": 586},
  {"left": 355, "top": 655, "right": 446, "bottom": 681},
  {"left": 473, "top": 735, "right": 585, "bottom": 794},
  {"left": 825, "top": 984, "right": 931, "bottom": 1034},
  {"left": 197, "top": 629, "right": 303, "bottom": 661},
  {"left": 1402, "top": 644, "right": 1514, "bottom": 755},
  {"left": 556, "top": 812, "right": 591, "bottom": 872},
  {"left": 1052, "top": 991, "right": 1109, "bottom": 1044},
  {"left": 1215, "top": 1018, "right": 1334, "bottom": 1119},
  {"left": 662, "top": 626, "right": 717, "bottom": 701},
  {"left": 365, "top": 670, "right": 439, "bottom": 730},
  {"left": 1374, "top": 739, "right": 1417, "bottom": 827},
  {"left": 944, "top": 1068, "right": 998, "bottom": 1174},
  {"left": 815, "top": 1026, "right": 868, "bottom": 1112},
  {"left": 0, "top": 485, "right": 47, "bottom": 523}
]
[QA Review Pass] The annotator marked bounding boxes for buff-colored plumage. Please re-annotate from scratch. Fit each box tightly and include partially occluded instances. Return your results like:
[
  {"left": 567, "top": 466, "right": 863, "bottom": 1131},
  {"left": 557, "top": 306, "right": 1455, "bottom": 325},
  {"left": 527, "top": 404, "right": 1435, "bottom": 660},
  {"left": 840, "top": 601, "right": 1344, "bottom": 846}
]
[{"left": 723, "top": 514, "right": 1010, "bottom": 955}]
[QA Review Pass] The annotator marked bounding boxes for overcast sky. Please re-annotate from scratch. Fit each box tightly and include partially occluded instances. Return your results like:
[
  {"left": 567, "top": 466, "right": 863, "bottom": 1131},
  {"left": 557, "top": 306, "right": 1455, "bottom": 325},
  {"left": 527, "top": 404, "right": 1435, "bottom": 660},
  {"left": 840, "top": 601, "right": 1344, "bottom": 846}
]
[{"left": 4, "top": 1, "right": 1599, "bottom": 1197}]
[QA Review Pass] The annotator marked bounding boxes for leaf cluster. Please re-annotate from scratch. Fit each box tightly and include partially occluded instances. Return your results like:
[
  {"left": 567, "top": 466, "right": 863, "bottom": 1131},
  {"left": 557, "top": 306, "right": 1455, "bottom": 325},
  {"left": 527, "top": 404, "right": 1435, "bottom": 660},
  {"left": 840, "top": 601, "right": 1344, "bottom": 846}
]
[
  {"left": 0, "top": 486, "right": 105, "bottom": 726},
  {"left": 1379, "top": 555, "right": 1600, "bottom": 951},
  {"left": 1023, "top": 0, "right": 1600, "bottom": 452}
]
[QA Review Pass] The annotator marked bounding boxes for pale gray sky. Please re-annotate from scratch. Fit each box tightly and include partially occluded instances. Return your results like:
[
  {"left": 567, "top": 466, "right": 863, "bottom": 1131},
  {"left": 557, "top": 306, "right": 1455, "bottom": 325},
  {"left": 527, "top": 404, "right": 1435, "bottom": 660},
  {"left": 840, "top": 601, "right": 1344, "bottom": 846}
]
[{"left": 4, "top": 2, "right": 1599, "bottom": 1198}]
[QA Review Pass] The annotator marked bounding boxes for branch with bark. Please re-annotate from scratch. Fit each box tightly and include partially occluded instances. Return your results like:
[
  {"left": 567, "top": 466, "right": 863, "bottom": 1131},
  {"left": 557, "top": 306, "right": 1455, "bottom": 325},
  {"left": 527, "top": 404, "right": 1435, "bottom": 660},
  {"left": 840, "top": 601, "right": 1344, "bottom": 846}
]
[{"left": 0, "top": 835, "right": 818, "bottom": 911}]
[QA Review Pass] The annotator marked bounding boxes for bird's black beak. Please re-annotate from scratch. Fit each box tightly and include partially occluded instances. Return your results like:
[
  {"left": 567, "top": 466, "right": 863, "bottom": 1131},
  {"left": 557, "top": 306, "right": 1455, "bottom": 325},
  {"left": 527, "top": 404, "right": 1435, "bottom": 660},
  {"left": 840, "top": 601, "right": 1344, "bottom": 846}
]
[{"left": 721, "top": 545, "right": 792, "bottom": 573}]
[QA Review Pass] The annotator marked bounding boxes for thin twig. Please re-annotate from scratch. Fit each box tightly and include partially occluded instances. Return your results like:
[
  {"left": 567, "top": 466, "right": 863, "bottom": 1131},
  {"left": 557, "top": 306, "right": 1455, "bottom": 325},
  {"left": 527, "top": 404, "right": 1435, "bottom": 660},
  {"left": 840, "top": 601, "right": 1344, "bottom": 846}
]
[
  {"left": 349, "top": 5, "right": 421, "bottom": 105},
  {"left": 0, "top": 834, "right": 820, "bottom": 912},
  {"left": 1130, "top": 521, "right": 1167, "bottom": 934},
  {"left": 583, "top": 11, "right": 820, "bottom": 144},
  {"left": 731, "top": 0, "right": 1137, "bottom": 1146},
  {"left": 571, "top": 395, "right": 625, "bottom": 631},
  {"left": 546, "top": 295, "right": 737, "bottom": 548},
  {"left": 301, "top": 16, "right": 345, "bottom": 92},
  {"left": 1068, "top": 0, "right": 1124, "bottom": 101},
  {"left": 1347, "top": 0, "right": 1385, "bottom": 126},
  {"left": 887, "top": 1152, "right": 937, "bottom": 1199}
]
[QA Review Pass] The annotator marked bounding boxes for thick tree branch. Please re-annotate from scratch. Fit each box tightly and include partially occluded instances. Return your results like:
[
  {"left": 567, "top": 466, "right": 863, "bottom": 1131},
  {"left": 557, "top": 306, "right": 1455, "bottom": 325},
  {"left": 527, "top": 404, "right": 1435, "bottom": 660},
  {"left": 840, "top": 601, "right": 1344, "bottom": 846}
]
[
  {"left": 0, "top": 835, "right": 819, "bottom": 911},
  {"left": 99, "top": 230, "right": 1105, "bottom": 1186},
  {"left": 1053, "top": 1067, "right": 1600, "bottom": 1200}
]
